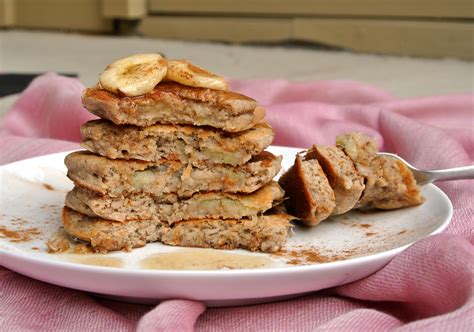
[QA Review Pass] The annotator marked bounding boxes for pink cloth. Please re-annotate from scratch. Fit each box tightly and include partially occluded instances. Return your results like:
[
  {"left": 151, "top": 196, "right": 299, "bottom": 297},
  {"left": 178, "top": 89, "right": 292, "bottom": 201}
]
[{"left": 1, "top": 73, "right": 473, "bottom": 331}]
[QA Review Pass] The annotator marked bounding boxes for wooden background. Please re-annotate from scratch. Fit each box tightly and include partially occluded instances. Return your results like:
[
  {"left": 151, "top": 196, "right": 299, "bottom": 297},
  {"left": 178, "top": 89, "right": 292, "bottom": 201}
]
[{"left": 1, "top": 0, "right": 473, "bottom": 59}]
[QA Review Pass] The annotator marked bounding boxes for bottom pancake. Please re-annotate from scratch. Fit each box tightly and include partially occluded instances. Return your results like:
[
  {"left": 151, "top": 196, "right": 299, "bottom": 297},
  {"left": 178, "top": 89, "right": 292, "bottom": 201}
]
[{"left": 61, "top": 207, "right": 293, "bottom": 253}]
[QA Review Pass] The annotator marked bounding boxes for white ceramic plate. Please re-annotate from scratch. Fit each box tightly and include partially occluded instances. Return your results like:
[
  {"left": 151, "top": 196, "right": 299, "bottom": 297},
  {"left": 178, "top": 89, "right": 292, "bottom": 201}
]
[{"left": 0, "top": 147, "right": 452, "bottom": 306}]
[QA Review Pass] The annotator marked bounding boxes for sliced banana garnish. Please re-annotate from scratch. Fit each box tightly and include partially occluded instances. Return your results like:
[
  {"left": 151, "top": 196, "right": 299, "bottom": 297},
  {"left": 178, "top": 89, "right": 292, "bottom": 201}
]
[
  {"left": 99, "top": 53, "right": 167, "bottom": 97},
  {"left": 166, "top": 60, "right": 228, "bottom": 91}
]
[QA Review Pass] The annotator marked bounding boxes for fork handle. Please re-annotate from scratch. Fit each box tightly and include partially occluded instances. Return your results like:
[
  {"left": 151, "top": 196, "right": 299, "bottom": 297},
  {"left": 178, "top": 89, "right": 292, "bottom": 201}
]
[{"left": 427, "top": 165, "right": 474, "bottom": 183}]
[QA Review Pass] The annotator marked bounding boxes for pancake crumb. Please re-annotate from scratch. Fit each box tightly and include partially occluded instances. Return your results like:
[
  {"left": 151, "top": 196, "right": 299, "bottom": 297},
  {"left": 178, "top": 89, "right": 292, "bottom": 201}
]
[{"left": 46, "top": 229, "right": 71, "bottom": 253}]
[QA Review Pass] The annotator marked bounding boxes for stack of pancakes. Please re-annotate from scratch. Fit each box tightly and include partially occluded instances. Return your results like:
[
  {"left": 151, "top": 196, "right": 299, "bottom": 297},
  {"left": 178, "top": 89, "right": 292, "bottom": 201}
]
[{"left": 61, "top": 59, "right": 291, "bottom": 253}]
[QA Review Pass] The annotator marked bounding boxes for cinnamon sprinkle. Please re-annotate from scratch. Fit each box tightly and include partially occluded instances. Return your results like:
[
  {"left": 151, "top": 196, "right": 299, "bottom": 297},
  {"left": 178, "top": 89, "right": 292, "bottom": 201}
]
[
  {"left": 275, "top": 248, "right": 348, "bottom": 265},
  {"left": 0, "top": 226, "right": 41, "bottom": 242},
  {"left": 351, "top": 223, "right": 372, "bottom": 229},
  {"left": 287, "top": 259, "right": 302, "bottom": 265},
  {"left": 43, "top": 183, "right": 55, "bottom": 191}
]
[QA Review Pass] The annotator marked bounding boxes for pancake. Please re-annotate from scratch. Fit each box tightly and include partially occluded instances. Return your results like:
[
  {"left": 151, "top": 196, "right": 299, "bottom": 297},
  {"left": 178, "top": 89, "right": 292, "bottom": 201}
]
[
  {"left": 65, "top": 150, "right": 282, "bottom": 198},
  {"left": 81, "top": 119, "right": 274, "bottom": 166},
  {"left": 65, "top": 182, "right": 285, "bottom": 223},
  {"left": 305, "top": 145, "right": 365, "bottom": 215},
  {"left": 61, "top": 207, "right": 292, "bottom": 253},
  {"left": 278, "top": 155, "right": 336, "bottom": 226},
  {"left": 82, "top": 82, "right": 265, "bottom": 132},
  {"left": 336, "top": 132, "right": 424, "bottom": 209}
]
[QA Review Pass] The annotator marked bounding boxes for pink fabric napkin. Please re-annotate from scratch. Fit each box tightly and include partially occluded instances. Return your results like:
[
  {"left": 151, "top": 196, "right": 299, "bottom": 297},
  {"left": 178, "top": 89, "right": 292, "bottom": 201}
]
[{"left": 1, "top": 73, "right": 473, "bottom": 331}]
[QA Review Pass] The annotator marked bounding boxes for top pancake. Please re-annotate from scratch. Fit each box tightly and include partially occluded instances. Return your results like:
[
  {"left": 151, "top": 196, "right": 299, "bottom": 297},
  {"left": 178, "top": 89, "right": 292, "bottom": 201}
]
[{"left": 82, "top": 82, "right": 265, "bottom": 132}]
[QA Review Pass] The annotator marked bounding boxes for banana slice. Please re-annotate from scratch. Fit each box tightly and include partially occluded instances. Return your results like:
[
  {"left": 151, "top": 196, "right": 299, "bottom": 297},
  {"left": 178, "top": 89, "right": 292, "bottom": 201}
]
[
  {"left": 99, "top": 53, "right": 167, "bottom": 97},
  {"left": 166, "top": 60, "right": 228, "bottom": 91}
]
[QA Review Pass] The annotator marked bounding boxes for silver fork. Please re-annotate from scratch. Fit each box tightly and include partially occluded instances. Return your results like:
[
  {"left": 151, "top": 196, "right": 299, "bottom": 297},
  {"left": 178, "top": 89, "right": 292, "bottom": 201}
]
[{"left": 378, "top": 152, "right": 474, "bottom": 186}]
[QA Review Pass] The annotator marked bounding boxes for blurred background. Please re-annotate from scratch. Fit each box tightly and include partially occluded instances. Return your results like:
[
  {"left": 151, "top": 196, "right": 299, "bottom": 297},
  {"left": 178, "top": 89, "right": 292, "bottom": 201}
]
[{"left": 0, "top": 0, "right": 473, "bottom": 113}]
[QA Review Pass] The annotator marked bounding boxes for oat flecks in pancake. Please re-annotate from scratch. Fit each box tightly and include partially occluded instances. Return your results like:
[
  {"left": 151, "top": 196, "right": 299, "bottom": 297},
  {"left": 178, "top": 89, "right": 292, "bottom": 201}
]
[
  {"left": 82, "top": 82, "right": 264, "bottom": 132},
  {"left": 65, "top": 151, "right": 281, "bottom": 199},
  {"left": 62, "top": 207, "right": 292, "bottom": 253},
  {"left": 64, "top": 182, "right": 285, "bottom": 223},
  {"left": 81, "top": 119, "right": 274, "bottom": 165}
]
